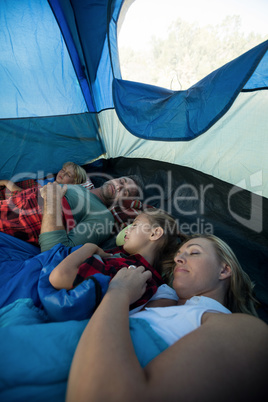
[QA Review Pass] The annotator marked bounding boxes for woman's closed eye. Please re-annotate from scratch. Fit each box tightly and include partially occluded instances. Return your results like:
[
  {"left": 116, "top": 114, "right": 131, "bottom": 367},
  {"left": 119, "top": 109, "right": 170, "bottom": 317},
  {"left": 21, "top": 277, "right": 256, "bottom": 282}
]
[{"left": 187, "top": 247, "right": 201, "bottom": 255}]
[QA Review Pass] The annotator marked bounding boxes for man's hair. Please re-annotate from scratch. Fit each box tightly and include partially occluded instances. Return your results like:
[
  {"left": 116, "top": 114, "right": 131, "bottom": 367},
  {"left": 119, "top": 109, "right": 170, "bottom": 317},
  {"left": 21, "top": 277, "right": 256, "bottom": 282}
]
[{"left": 126, "top": 174, "right": 144, "bottom": 197}]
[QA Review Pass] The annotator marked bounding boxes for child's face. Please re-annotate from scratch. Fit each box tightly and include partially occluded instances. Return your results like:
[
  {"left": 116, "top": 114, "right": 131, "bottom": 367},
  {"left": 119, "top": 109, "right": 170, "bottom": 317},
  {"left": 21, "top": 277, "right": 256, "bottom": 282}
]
[
  {"left": 56, "top": 165, "right": 76, "bottom": 184},
  {"left": 123, "top": 214, "right": 153, "bottom": 254}
]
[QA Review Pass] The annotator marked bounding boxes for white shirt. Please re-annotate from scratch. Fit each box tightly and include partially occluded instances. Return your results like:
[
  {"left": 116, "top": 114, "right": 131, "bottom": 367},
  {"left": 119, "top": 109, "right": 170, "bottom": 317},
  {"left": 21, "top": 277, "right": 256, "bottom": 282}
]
[
  {"left": 129, "top": 284, "right": 178, "bottom": 315},
  {"left": 131, "top": 294, "right": 231, "bottom": 346}
]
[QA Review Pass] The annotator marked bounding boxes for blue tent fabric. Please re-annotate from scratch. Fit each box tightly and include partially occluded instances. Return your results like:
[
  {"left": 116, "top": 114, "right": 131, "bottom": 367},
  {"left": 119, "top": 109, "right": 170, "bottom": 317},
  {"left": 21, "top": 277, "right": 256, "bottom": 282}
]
[
  {"left": 0, "top": 0, "right": 267, "bottom": 174},
  {"left": 0, "top": 113, "right": 103, "bottom": 180},
  {"left": 59, "top": 0, "right": 116, "bottom": 112},
  {"left": 243, "top": 49, "right": 268, "bottom": 90},
  {"left": 0, "top": 0, "right": 88, "bottom": 119},
  {"left": 113, "top": 40, "right": 268, "bottom": 141},
  {"left": 48, "top": 0, "right": 95, "bottom": 112},
  {"left": 0, "top": 0, "right": 104, "bottom": 178}
]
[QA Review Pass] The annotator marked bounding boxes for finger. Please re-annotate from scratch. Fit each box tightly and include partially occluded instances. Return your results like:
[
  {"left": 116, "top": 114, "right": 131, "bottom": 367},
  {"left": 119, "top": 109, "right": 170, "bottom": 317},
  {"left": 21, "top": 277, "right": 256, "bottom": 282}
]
[
  {"left": 102, "top": 252, "right": 113, "bottom": 258},
  {"left": 143, "top": 270, "right": 152, "bottom": 281},
  {"left": 135, "top": 265, "right": 146, "bottom": 272}
]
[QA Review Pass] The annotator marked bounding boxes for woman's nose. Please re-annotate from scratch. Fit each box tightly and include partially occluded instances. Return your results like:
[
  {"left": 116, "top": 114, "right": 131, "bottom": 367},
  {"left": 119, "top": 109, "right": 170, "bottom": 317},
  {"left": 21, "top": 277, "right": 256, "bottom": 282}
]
[{"left": 174, "top": 252, "right": 185, "bottom": 263}]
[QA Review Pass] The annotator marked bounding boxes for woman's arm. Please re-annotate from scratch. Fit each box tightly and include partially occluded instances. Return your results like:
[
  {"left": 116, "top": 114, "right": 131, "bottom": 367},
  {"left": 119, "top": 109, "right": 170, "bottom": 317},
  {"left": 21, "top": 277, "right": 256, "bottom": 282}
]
[
  {"left": 49, "top": 243, "right": 112, "bottom": 289},
  {"left": 66, "top": 266, "right": 153, "bottom": 402},
  {"left": 66, "top": 268, "right": 268, "bottom": 402}
]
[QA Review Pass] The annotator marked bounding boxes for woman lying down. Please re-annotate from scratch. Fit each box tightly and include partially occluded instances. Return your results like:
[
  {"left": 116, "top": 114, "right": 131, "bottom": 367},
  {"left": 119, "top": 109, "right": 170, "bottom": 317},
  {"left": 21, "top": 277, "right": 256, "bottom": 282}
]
[{"left": 65, "top": 234, "right": 268, "bottom": 402}]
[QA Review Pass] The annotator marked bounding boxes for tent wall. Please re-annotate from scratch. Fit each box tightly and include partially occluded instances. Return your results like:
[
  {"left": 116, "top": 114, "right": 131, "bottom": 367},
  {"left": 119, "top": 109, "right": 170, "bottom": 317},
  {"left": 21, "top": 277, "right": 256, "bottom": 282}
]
[
  {"left": 0, "top": 114, "right": 102, "bottom": 181},
  {"left": 0, "top": 0, "right": 104, "bottom": 180},
  {"left": 54, "top": 0, "right": 123, "bottom": 112},
  {"left": 103, "top": 0, "right": 268, "bottom": 198},
  {"left": 99, "top": 89, "right": 268, "bottom": 199},
  {"left": 112, "top": 43, "right": 268, "bottom": 141}
]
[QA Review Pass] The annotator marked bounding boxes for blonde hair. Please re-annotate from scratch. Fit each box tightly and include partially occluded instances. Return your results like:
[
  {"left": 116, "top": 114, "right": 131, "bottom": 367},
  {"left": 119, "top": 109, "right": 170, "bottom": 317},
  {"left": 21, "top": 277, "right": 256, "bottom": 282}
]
[
  {"left": 63, "top": 162, "right": 87, "bottom": 184},
  {"left": 174, "top": 234, "right": 259, "bottom": 316},
  {"left": 141, "top": 209, "right": 180, "bottom": 275}
]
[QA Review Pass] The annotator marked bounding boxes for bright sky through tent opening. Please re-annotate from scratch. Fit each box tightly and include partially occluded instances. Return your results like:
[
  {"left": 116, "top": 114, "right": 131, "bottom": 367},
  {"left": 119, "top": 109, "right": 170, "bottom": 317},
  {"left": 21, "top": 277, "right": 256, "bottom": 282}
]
[{"left": 118, "top": 0, "right": 268, "bottom": 90}]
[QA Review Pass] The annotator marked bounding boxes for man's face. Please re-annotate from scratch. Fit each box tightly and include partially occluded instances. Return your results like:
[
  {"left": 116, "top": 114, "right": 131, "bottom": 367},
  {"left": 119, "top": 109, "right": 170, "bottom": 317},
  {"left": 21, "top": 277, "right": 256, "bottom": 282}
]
[{"left": 100, "top": 177, "right": 139, "bottom": 206}]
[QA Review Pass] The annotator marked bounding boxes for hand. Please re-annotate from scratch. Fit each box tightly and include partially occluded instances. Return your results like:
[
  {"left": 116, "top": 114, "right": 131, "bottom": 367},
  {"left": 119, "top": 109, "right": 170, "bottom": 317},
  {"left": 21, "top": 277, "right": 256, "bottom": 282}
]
[
  {"left": 94, "top": 246, "right": 113, "bottom": 259},
  {"left": 40, "top": 182, "right": 67, "bottom": 201},
  {"left": 108, "top": 266, "right": 152, "bottom": 305},
  {"left": 85, "top": 243, "right": 113, "bottom": 259}
]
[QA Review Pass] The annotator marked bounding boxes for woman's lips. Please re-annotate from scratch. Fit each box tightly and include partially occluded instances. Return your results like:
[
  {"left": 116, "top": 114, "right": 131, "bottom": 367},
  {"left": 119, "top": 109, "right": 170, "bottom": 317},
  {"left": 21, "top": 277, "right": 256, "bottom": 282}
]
[{"left": 174, "top": 266, "right": 189, "bottom": 273}]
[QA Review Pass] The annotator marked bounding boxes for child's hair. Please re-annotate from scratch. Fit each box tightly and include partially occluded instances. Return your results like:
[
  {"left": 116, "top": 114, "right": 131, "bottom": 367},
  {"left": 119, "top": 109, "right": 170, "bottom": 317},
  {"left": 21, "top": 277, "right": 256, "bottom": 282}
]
[
  {"left": 142, "top": 209, "right": 181, "bottom": 276},
  {"left": 63, "top": 162, "right": 87, "bottom": 184},
  {"left": 171, "top": 234, "right": 259, "bottom": 317}
]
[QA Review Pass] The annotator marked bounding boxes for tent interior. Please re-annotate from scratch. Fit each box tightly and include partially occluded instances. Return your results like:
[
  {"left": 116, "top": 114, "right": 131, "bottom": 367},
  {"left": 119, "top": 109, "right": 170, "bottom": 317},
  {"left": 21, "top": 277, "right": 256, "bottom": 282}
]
[{"left": 0, "top": 0, "right": 267, "bottom": 399}]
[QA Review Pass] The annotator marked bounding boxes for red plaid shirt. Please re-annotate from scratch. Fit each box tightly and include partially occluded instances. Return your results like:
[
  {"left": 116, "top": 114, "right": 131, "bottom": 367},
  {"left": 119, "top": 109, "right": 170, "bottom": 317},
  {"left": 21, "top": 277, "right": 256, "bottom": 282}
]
[
  {"left": 73, "top": 246, "right": 164, "bottom": 310},
  {"left": 0, "top": 187, "right": 74, "bottom": 246},
  {"left": 0, "top": 179, "right": 38, "bottom": 200}
]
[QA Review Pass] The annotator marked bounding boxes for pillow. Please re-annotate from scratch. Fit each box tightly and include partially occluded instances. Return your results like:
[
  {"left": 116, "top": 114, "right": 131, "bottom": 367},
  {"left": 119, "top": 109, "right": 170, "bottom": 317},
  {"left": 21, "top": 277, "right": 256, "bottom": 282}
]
[
  {"left": 80, "top": 178, "right": 94, "bottom": 190},
  {"left": 116, "top": 225, "right": 130, "bottom": 246}
]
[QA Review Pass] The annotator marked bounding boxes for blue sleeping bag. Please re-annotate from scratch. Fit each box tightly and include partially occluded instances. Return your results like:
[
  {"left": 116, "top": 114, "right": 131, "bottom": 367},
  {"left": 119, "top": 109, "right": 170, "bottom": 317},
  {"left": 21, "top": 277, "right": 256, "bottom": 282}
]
[
  {"left": 0, "top": 298, "right": 168, "bottom": 402},
  {"left": 0, "top": 232, "right": 110, "bottom": 321},
  {"left": 0, "top": 232, "right": 78, "bottom": 308}
]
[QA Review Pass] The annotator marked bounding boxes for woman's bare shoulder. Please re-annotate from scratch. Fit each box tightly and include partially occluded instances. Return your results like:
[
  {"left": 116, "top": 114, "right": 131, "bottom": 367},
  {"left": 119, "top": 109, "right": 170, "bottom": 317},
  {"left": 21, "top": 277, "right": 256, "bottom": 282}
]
[{"left": 202, "top": 310, "right": 268, "bottom": 329}]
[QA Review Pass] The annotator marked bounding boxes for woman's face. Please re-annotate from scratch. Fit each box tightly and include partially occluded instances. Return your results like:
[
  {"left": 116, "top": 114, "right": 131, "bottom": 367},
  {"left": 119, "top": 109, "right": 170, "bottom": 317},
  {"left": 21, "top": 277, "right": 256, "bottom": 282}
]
[
  {"left": 123, "top": 214, "right": 153, "bottom": 255},
  {"left": 172, "top": 238, "right": 225, "bottom": 299},
  {"left": 56, "top": 165, "right": 76, "bottom": 184}
]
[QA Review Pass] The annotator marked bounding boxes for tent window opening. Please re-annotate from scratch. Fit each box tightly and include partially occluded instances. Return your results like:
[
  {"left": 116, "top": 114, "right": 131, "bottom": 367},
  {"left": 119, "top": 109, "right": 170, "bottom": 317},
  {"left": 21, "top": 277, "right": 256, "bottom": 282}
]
[{"left": 118, "top": 0, "right": 268, "bottom": 90}]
